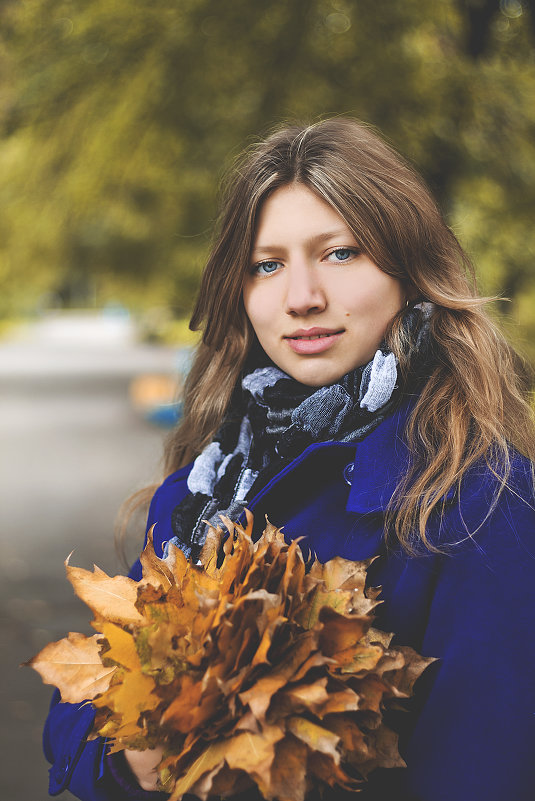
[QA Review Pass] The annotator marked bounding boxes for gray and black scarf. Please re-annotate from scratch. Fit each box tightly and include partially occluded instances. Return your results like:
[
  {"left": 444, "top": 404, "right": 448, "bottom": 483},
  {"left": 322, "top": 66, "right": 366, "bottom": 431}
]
[{"left": 168, "top": 304, "right": 434, "bottom": 560}]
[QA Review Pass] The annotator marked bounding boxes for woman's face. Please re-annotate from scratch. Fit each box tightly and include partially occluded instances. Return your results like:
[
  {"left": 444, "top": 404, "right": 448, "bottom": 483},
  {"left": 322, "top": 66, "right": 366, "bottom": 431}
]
[{"left": 242, "top": 183, "right": 405, "bottom": 387}]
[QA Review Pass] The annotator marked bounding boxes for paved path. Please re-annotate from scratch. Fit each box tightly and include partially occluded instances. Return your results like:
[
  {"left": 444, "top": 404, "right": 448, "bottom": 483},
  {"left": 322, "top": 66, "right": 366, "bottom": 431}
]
[{"left": 0, "top": 313, "right": 182, "bottom": 799}]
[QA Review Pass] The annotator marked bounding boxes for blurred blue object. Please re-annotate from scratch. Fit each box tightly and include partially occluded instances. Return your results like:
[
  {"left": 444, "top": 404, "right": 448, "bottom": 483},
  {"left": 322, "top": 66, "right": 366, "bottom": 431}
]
[
  {"left": 129, "top": 347, "right": 193, "bottom": 428},
  {"left": 144, "top": 401, "right": 183, "bottom": 428}
]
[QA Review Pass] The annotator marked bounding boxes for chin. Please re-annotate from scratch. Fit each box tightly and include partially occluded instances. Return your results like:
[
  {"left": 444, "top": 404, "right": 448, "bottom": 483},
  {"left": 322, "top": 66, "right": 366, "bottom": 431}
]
[{"left": 284, "top": 366, "right": 348, "bottom": 387}]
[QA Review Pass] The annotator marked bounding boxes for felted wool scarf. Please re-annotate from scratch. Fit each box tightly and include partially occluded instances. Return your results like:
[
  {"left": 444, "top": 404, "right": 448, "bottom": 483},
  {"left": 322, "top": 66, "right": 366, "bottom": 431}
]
[{"left": 168, "top": 304, "right": 434, "bottom": 560}]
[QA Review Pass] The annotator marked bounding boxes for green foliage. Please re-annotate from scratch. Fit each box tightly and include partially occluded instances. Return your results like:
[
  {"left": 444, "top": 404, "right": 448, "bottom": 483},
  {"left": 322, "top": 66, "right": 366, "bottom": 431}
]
[{"left": 1, "top": 0, "right": 534, "bottom": 356}]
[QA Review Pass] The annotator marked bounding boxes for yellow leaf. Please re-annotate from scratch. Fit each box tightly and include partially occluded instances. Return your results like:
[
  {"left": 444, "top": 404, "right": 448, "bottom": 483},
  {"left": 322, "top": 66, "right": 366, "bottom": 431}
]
[
  {"left": 26, "top": 632, "right": 115, "bottom": 703},
  {"left": 94, "top": 669, "right": 159, "bottom": 726},
  {"left": 286, "top": 716, "right": 341, "bottom": 762},
  {"left": 98, "top": 718, "right": 144, "bottom": 748},
  {"left": 170, "top": 740, "right": 228, "bottom": 800},
  {"left": 96, "top": 621, "right": 141, "bottom": 671}
]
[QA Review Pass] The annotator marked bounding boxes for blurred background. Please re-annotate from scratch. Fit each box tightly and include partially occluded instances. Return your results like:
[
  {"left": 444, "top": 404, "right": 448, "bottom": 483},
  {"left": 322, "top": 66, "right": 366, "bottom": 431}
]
[{"left": 1, "top": 0, "right": 534, "bottom": 798}]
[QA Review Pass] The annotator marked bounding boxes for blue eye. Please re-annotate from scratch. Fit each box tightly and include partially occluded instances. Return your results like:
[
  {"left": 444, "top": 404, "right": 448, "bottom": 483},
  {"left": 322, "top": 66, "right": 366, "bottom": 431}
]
[
  {"left": 251, "top": 260, "right": 282, "bottom": 276},
  {"left": 326, "top": 247, "right": 359, "bottom": 263}
]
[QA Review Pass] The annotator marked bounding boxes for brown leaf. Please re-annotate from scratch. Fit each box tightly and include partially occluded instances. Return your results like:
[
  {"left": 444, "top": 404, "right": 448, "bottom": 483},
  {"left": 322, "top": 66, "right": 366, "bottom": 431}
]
[
  {"left": 220, "top": 726, "right": 284, "bottom": 796},
  {"left": 269, "top": 735, "right": 308, "bottom": 801},
  {"left": 381, "top": 645, "right": 437, "bottom": 696},
  {"left": 239, "top": 631, "right": 317, "bottom": 721},
  {"left": 26, "top": 632, "right": 115, "bottom": 703},
  {"left": 162, "top": 540, "right": 190, "bottom": 584},
  {"left": 276, "top": 678, "right": 330, "bottom": 716},
  {"left": 160, "top": 674, "right": 220, "bottom": 733},
  {"left": 296, "top": 584, "right": 353, "bottom": 628},
  {"left": 320, "top": 555, "right": 369, "bottom": 592},
  {"left": 314, "top": 686, "right": 360, "bottom": 717},
  {"left": 307, "top": 750, "right": 359, "bottom": 791},
  {"left": 198, "top": 524, "right": 224, "bottom": 577},
  {"left": 318, "top": 607, "right": 370, "bottom": 662},
  {"left": 139, "top": 526, "right": 175, "bottom": 590},
  {"left": 323, "top": 715, "right": 370, "bottom": 764},
  {"left": 251, "top": 607, "right": 287, "bottom": 667},
  {"left": 337, "top": 642, "right": 384, "bottom": 674},
  {"left": 356, "top": 724, "right": 406, "bottom": 777}
]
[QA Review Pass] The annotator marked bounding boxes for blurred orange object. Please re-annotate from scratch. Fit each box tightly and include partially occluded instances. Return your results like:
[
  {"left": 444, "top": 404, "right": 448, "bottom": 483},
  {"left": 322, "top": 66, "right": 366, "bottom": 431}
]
[{"left": 128, "top": 374, "right": 182, "bottom": 427}]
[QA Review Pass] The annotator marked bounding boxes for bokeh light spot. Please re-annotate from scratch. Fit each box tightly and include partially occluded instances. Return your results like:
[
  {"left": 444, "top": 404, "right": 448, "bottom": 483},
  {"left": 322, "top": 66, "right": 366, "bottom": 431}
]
[
  {"left": 500, "top": 0, "right": 523, "bottom": 18},
  {"left": 325, "top": 12, "right": 351, "bottom": 34}
]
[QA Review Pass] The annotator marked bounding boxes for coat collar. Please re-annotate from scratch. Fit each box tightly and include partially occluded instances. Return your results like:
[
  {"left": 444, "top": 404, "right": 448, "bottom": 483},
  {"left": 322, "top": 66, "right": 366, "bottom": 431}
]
[
  {"left": 346, "top": 397, "right": 415, "bottom": 514},
  {"left": 246, "top": 395, "right": 418, "bottom": 518}
]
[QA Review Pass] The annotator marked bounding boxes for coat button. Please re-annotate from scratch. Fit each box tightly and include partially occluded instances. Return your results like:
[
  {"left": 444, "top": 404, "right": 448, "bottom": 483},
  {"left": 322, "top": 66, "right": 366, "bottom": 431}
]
[{"left": 343, "top": 462, "right": 354, "bottom": 486}]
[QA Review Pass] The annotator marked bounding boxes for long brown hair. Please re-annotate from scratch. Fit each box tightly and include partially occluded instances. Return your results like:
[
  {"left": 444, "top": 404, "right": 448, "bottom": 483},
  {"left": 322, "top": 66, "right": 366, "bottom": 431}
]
[{"left": 160, "top": 117, "right": 534, "bottom": 553}]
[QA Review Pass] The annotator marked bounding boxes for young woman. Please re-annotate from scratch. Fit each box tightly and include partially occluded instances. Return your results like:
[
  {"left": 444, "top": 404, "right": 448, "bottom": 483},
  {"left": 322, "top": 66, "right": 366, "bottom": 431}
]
[{"left": 44, "top": 118, "right": 535, "bottom": 801}]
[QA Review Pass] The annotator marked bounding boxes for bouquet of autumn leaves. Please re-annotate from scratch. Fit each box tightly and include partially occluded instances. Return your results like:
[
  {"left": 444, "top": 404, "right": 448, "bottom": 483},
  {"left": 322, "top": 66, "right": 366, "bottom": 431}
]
[{"left": 29, "top": 513, "right": 434, "bottom": 800}]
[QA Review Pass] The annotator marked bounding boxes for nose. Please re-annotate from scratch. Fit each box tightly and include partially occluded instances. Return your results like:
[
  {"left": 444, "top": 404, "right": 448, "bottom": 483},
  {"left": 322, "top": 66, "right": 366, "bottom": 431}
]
[{"left": 284, "top": 262, "right": 327, "bottom": 316}]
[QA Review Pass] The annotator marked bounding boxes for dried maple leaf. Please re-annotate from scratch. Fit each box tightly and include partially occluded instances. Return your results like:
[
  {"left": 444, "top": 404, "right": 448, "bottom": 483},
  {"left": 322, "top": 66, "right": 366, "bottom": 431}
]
[
  {"left": 25, "top": 632, "right": 115, "bottom": 703},
  {"left": 28, "top": 512, "right": 436, "bottom": 800},
  {"left": 65, "top": 560, "right": 144, "bottom": 625}
]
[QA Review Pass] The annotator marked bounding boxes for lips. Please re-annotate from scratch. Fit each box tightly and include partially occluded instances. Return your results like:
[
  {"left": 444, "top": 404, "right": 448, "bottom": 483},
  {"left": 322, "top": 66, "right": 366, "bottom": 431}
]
[{"left": 284, "top": 328, "right": 344, "bottom": 355}]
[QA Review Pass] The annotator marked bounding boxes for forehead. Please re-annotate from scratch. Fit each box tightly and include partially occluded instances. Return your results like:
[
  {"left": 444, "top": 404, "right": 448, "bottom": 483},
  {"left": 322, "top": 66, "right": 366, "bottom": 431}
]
[{"left": 253, "top": 184, "right": 352, "bottom": 248}]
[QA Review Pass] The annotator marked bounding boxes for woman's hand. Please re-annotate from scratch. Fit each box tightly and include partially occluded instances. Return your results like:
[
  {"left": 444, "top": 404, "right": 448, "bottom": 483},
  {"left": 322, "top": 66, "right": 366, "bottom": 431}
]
[{"left": 124, "top": 746, "right": 164, "bottom": 791}]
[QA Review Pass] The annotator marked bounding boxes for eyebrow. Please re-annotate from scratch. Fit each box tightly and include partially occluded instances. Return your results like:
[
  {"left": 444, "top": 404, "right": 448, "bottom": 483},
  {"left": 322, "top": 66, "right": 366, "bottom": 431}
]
[{"left": 252, "top": 229, "right": 356, "bottom": 255}]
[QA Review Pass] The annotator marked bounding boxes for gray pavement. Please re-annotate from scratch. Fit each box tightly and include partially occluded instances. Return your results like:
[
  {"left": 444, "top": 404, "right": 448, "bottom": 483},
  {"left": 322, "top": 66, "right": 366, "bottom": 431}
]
[{"left": 0, "top": 313, "right": 181, "bottom": 799}]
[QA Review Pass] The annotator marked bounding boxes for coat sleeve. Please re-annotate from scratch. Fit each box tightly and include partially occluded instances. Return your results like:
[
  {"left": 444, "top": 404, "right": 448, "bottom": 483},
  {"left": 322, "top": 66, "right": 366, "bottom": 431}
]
[
  {"left": 401, "top": 459, "right": 535, "bottom": 801},
  {"left": 42, "top": 469, "right": 191, "bottom": 799}
]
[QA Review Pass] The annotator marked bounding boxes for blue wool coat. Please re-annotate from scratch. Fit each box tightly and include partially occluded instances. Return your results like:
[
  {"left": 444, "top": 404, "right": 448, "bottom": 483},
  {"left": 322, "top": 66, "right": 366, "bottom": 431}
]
[{"left": 43, "top": 400, "right": 535, "bottom": 801}]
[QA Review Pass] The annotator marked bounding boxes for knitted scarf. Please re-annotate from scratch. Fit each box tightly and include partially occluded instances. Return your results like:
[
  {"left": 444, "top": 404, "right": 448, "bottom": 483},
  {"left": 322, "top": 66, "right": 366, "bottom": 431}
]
[{"left": 168, "top": 304, "right": 434, "bottom": 560}]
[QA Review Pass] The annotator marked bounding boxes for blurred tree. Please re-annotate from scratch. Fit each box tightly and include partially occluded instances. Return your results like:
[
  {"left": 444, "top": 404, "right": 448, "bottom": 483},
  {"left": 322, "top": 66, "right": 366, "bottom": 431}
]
[{"left": 0, "top": 0, "right": 533, "bottom": 356}]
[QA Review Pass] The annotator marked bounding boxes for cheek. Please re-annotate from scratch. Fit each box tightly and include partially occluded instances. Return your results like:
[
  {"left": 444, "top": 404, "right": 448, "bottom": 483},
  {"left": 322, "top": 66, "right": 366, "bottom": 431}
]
[
  {"left": 343, "top": 274, "right": 403, "bottom": 315},
  {"left": 242, "top": 286, "right": 271, "bottom": 337}
]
